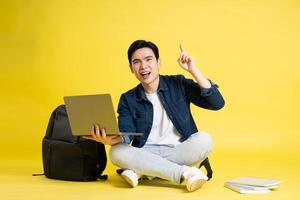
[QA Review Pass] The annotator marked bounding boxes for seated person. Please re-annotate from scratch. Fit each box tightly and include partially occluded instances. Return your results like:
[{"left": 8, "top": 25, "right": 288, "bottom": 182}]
[{"left": 85, "top": 40, "right": 225, "bottom": 192}]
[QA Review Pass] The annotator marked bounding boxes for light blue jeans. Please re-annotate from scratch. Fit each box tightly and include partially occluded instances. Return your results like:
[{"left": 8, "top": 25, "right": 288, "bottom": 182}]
[{"left": 110, "top": 131, "right": 212, "bottom": 184}]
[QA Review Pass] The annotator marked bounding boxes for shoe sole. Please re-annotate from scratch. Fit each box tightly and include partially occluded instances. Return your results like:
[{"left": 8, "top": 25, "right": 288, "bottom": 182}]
[
  {"left": 187, "top": 176, "right": 206, "bottom": 192},
  {"left": 121, "top": 173, "right": 138, "bottom": 188}
]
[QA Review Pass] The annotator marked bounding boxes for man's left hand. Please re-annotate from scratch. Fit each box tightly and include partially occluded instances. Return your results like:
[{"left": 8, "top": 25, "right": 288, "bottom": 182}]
[
  {"left": 177, "top": 44, "right": 197, "bottom": 73},
  {"left": 177, "top": 44, "right": 212, "bottom": 89}
]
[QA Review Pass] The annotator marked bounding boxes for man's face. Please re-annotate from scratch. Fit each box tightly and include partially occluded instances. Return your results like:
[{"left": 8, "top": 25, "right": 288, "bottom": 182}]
[{"left": 130, "top": 47, "right": 160, "bottom": 86}]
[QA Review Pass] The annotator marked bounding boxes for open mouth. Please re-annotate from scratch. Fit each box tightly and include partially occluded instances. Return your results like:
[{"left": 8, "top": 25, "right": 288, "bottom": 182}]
[{"left": 140, "top": 71, "right": 151, "bottom": 79}]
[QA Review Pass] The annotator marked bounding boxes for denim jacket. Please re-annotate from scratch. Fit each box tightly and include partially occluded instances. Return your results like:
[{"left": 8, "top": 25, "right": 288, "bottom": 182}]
[{"left": 117, "top": 74, "right": 225, "bottom": 148}]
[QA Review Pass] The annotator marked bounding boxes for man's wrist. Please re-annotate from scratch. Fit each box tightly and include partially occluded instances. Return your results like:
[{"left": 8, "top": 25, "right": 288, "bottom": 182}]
[
  {"left": 116, "top": 136, "right": 124, "bottom": 145},
  {"left": 110, "top": 136, "right": 124, "bottom": 146},
  {"left": 189, "top": 67, "right": 211, "bottom": 89},
  {"left": 188, "top": 65, "right": 199, "bottom": 75},
  {"left": 120, "top": 135, "right": 124, "bottom": 143}
]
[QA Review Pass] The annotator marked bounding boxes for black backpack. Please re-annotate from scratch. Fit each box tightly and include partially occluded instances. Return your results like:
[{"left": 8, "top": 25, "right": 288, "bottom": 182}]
[{"left": 40, "top": 105, "right": 107, "bottom": 181}]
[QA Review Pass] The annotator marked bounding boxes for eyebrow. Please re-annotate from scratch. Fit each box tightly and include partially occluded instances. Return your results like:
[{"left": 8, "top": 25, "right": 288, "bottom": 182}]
[
  {"left": 144, "top": 56, "right": 154, "bottom": 59},
  {"left": 132, "top": 56, "right": 154, "bottom": 63}
]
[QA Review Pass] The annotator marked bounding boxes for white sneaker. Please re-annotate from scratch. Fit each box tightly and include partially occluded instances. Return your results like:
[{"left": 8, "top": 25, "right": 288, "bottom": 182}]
[
  {"left": 121, "top": 169, "right": 141, "bottom": 187},
  {"left": 181, "top": 167, "right": 208, "bottom": 192}
]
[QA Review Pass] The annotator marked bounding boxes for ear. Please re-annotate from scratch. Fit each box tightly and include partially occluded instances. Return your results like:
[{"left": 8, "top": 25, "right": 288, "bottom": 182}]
[
  {"left": 129, "top": 64, "right": 134, "bottom": 73},
  {"left": 158, "top": 59, "right": 161, "bottom": 69}
]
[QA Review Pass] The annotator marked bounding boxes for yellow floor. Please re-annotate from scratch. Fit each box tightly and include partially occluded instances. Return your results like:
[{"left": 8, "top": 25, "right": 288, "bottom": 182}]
[{"left": 1, "top": 149, "right": 299, "bottom": 200}]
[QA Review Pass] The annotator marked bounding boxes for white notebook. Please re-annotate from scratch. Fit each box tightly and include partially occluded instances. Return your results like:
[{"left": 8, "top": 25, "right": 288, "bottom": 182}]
[
  {"left": 224, "top": 182, "right": 270, "bottom": 194},
  {"left": 227, "top": 177, "right": 281, "bottom": 187},
  {"left": 225, "top": 177, "right": 281, "bottom": 194}
]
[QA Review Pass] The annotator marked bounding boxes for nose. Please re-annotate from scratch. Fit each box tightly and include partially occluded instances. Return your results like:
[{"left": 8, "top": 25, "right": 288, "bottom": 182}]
[{"left": 140, "top": 61, "right": 147, "bottom": 69}]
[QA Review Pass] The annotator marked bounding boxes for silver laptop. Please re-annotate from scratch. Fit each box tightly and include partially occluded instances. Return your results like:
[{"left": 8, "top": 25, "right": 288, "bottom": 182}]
[{"left": 64, "top": 94, "right": 143, "bottom": 136}]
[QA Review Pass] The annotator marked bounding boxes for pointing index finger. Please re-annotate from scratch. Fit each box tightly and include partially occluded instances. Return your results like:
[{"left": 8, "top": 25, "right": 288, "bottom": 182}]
[{"left": 180, "top": 43, "right": 185, "bottom": 53}]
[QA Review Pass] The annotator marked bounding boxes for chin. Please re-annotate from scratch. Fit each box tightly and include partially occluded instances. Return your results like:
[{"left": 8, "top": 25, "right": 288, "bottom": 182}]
[
  {"left": 139, "top": 79, "right": 151, "bottom": 85},
  {"left": 144, "top": 76, "right": 158, "bottom": 85},
  {"left": 137, "top": 77, "right": 149, "bottom": 84}
]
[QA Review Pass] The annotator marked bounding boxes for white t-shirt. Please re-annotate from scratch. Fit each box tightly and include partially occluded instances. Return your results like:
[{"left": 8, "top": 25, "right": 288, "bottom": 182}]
[{"left": 145, "top": 92, "right": 181, "bottom": 146}]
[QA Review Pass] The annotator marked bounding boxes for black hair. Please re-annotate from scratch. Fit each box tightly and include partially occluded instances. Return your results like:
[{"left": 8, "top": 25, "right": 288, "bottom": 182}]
[{"left": 127, "top": 40, "right": 159, "bottom": 65}]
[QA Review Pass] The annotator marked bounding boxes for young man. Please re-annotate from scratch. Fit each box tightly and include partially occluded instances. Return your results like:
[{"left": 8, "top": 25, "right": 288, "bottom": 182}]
[{"left": 86, "top": 40, "right": 225, "bottom": 192}]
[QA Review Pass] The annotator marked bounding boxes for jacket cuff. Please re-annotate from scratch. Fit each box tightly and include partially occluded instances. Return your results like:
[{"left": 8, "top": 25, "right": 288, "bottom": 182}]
[
  {"left": 122, "top": 135, "right": 131, "bottom": 144},
  {"left": 200, "top": 80, "right": 218, "bottom": 97}
]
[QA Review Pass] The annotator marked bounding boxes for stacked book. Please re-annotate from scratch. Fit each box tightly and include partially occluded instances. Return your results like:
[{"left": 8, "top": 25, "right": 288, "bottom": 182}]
[{"left": 224, "top": 177, "right": 281, "bottom": 194}]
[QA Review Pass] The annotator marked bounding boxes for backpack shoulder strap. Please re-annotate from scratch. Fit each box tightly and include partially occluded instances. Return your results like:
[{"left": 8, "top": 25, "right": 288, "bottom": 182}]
[{"left": 199, "top": 157, "right": 213, "bottom": 180}]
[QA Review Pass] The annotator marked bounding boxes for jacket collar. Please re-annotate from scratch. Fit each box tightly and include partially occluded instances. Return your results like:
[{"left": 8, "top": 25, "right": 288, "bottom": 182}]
[{"left": 136, "top": 75, "right": 168, "bottom": 101}]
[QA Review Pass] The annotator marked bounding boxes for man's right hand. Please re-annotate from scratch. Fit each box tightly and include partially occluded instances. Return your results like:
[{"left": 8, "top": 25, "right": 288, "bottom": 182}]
[{"left": 83, "top": 124, "right": 123, "bottom": 145}]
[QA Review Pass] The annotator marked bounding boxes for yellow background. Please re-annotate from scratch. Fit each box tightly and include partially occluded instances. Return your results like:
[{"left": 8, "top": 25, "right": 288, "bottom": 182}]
[{"left": 0, "top": 0, "right": 299, "bottom": 199}]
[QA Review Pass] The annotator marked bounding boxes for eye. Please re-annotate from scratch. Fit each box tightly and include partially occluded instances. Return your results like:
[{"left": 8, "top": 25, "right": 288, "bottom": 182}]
[{"left": 146, "top": 58, "right": 152, "bottom": 62}]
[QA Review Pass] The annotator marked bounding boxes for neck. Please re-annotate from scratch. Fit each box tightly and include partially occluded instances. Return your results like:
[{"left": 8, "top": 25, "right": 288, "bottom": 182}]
[{"left": 142, "top": 76, "right": 160, "bottom": 94}]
